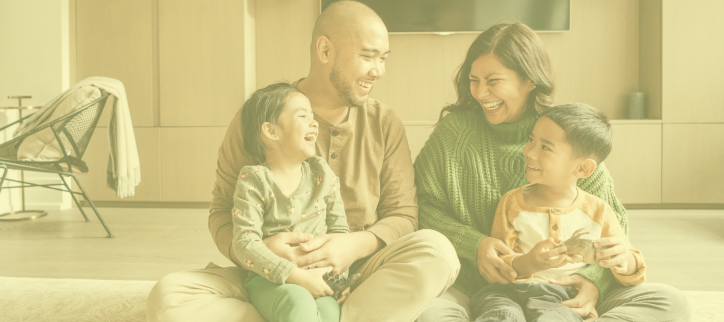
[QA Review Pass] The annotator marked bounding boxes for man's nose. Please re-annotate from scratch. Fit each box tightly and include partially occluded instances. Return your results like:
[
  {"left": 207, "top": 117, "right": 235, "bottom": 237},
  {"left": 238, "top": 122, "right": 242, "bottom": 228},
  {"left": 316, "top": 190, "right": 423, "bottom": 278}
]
[
  {"left": 369, "top": 61, "right": 383, "bottom": 78},
  {"left": 310, "top": 119, "right": 319, "bottom": 128}
]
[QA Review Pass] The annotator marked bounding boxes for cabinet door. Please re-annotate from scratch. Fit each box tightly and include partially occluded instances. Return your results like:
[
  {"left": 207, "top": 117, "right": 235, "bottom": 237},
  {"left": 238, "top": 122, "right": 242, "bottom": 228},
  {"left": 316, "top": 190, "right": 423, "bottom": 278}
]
[
  {"left": 160, "top": 127, "right": 226, "bottom": 202},
  {"left": 662, "top": 124, "right": 724, "bottom": 203},
  {"left": 605, "top": 124, "right": 662, "bottom": 204}
]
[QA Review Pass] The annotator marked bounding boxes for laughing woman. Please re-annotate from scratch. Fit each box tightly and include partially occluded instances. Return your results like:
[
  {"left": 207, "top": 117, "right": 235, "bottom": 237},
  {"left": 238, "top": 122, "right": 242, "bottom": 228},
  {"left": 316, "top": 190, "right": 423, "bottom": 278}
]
[{"left": 414, "top": 22, "right": 689, "bottom": 322}]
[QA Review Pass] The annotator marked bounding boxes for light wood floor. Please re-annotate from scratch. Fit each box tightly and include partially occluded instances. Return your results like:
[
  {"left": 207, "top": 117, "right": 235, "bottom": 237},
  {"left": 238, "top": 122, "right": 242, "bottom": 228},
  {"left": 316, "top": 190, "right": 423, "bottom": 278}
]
[{"left": 1, "top": 207, "right": 723, "bottom": 291}]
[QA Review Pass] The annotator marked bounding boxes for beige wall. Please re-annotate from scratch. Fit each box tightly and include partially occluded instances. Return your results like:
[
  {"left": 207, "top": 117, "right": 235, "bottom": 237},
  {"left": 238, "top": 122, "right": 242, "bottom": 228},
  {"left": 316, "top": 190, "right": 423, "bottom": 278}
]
[{"left": 68, "top": 0, "right": 722, "bottom": 206}]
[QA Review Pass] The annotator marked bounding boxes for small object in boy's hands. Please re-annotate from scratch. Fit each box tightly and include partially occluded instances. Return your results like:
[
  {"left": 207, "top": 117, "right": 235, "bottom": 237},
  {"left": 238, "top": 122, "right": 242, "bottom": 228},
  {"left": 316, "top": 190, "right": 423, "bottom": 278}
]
[
  {"left": 556, "top": 228, "right": 596, "bottom": 264},
  {"left": 323, "top": 271, "right": 361, "bottom": 299}
]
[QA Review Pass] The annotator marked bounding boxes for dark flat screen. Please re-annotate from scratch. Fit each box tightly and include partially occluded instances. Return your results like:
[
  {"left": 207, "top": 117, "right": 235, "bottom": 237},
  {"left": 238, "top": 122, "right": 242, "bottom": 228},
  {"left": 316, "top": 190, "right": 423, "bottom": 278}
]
[{"left": 321, "top": 0, "right": 570, "bottom": 33}]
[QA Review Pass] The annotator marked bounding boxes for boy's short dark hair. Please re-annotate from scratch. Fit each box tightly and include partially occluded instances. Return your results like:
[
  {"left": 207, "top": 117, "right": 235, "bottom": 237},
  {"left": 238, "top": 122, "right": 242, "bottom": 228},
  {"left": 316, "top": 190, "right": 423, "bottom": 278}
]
[
  {"left": 241, "top": 82, "right": 302, "bottom": 163},
  {"left": 540, "top": 103, "right": 613, "bottom": 163}
]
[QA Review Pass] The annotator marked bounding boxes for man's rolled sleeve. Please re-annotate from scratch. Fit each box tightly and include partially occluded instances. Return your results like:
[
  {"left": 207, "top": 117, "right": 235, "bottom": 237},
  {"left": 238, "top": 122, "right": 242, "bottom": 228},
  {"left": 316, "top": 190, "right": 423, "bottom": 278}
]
[{"left": 367, "top": 111, "right": 418, "bottom": 245}]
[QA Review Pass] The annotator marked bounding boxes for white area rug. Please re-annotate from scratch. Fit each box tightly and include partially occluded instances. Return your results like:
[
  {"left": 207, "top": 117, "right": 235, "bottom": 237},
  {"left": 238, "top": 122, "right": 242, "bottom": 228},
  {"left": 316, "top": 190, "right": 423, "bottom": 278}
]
[
  {"left": 0, "top": 276, "right": 721, "bottom": 321},
  {"left": 0, "top": 277, "right": 155, "bottom": 322}
]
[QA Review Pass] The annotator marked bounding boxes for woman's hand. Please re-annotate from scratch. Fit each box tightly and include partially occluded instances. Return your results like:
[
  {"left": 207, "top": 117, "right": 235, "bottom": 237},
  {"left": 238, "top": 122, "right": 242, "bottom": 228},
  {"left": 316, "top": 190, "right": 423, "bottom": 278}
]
[
  {"left": 595, "top": 237, "right": 636, "bottom": 275},
  {"left": 550, "top": 275, "right": 600, "bottom": 320},
  {"left": 476, "top": 237, "right": 517, "bottom": 284},
  {"left": 286, "top": 267, "right": 335, "bottom": 299}
]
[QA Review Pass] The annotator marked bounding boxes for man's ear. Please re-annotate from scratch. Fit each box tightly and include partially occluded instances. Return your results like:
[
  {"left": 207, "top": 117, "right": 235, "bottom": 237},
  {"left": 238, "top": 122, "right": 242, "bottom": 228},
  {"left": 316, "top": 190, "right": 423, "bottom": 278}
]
[
  {"left": 575, "top": 158, "right": 598, "bottom": 179},
  {"left": 261, "top": 122, "right": 278, "bottom": 141},
  {"left": 316, "top": 36, "right": 332, "bottom": 64}
]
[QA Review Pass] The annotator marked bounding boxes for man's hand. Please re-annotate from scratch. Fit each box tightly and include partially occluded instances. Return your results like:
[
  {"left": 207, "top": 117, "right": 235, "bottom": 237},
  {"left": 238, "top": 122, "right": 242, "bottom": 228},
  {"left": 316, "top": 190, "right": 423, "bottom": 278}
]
[
  {"left": 476, "top": 237, "right": 517, "bottom": 284},
  {"left": 286, "top": 267, "right": 335, "bottom": 299},
  {"left": 297, "top": 231, "right": 381, "bottom": 275},
  {"left": 513, "top": 238, "right": 568, "bottom": 277},
  {"left": 262, "top": 232, "right": 315, "bottom": 266},
  {"left": 336, "top": 287, "right": 351, "bottom": 304},
  {"left": 594, "top": 237, "right": 636, "bottom": 275},
  {"left": 550, "top": 274, "right": 600, "bottom": 320}
]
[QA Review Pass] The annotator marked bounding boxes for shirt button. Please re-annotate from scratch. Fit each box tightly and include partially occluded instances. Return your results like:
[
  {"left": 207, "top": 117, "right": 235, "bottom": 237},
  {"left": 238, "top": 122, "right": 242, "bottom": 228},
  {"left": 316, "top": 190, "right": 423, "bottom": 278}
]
[
  {"left": 332, "top": 130, "right": 339, "bottom": 136},
  {"left": 551, "top": 208, "right": 558, "bottom": 213},
  {"left": 331, "top": 153, "right": 338, "bottom": 159},
  {"left": 552, "top": 224, "right": 558, "bottom": 230}
]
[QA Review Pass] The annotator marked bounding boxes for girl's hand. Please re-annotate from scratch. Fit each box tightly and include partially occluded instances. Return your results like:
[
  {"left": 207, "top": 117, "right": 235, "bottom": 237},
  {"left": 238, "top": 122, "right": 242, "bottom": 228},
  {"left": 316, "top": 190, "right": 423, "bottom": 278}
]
[
  {"left": 594, "top": 237, "right": 636, "bottom": 275},
  {"left": 286, "top": 267, "right": 334, "bottom": 298}
]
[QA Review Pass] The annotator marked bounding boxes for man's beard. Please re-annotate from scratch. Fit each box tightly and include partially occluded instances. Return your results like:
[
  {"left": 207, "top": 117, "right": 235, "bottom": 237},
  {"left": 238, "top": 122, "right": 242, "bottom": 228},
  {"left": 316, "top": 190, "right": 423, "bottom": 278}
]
[{"left": 329, "top": 61, "right": 367, "bottom": 107}]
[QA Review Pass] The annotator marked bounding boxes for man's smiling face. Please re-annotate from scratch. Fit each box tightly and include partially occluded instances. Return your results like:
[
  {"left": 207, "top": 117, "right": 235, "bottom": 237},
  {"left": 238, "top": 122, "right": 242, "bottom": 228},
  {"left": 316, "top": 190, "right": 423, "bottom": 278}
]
[{"left": 329, "top": 16, "right": 390, "bottom": 107}]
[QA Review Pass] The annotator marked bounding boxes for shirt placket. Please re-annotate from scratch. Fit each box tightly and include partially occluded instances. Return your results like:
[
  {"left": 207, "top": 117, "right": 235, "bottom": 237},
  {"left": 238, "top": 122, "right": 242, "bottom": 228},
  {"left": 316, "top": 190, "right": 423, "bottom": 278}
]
[
  {"left": 327, "top": 127, "right": 343, "bottom": 175},
  {"left": 548, "top": 207, "right": 561, "bottom": 240}
]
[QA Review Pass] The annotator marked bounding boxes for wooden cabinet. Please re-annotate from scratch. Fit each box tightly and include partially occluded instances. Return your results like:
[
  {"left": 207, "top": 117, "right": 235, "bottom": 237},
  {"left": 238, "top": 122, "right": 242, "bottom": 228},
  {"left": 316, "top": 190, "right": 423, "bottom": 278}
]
[
  {"left": 605, "top": 122, "right": 662, "bottom": 204},
  {"left": 159, "top": 0, "right": 247, "bottom": 127},
  {"left": 159, "top": 127, "right": 226, "bottom": 202},
  {"left": 75, "top": 0, "right": 154, "bottom": 127},
  {"left": 662, "top": 124, "right": 724, "bottom": 204}
]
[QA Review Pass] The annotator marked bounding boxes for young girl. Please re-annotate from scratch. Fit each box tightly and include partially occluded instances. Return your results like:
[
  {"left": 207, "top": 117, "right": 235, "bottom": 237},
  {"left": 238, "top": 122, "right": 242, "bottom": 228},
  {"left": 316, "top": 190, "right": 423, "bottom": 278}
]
[{"left": 233, "top": 82, "right": 351, "bottom": 322}]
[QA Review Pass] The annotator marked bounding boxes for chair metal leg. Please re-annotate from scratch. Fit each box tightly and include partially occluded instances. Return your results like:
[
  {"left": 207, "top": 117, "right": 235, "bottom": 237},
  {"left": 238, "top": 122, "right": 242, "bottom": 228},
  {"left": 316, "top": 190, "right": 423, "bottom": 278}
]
[
  {"left": 59, "top": 174, "right": 89, "bottom": 222},
  {"left": 0, "top": 165, "right": 7, "bottom": 194},
  {"left": 69, "top": 174, "right": 114, "bottom": 238}
]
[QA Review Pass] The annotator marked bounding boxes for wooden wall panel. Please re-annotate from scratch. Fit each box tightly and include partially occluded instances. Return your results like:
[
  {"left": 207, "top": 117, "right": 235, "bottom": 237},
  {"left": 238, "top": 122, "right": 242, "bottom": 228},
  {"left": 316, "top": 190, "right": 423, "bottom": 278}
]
[
  {"left": 159, "top": 127, "right": 227, "bottom": 202},
  {"left": 662, "top": 0, "right": 724, "bottom": 123},
  {"left": 639, "top": 0, "right": 662, "bottom": 120},
  {"left": 158, "top": 0, "right": 245, "bottom": 127},
  {"left": 256, "top": 0, "right": 640, "bottom": 121},
  {"left": 662, "top": 124, "right": 724, "bottom": 203},
  {"left": 605, "top": 123, "right": 662, "bottom": 204},
  {"left": 540, "top": 0, "right": 639, "bottom": 120},
  {"left": 255, "top": 0, "right": 318, "bottom": 89},
  {"left": 77, "top": 127, "right": 161, "bottom": 201},
  {"left": 75, "top": 0, "right": 154, "bottom": 127}
]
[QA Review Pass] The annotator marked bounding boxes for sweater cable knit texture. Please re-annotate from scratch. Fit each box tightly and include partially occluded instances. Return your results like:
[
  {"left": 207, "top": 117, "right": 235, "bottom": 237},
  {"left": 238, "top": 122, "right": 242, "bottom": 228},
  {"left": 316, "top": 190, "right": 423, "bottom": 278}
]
[{"left": 414, "top": 107, "right": 628, "bottom": 298}]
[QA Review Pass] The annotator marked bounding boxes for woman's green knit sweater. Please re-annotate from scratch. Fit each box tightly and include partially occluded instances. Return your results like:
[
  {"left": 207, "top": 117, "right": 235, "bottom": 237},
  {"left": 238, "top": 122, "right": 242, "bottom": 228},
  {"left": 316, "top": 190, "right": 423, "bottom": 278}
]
[{"left": 414, "top": 107, "right": 628, "bottom": 299}]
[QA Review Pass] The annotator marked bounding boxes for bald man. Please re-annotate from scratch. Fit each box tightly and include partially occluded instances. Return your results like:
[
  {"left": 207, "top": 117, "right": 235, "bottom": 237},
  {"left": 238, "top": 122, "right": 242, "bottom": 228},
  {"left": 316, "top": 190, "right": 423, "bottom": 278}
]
[{"left": 146, "top": 2, "right": 460, "bottom": 322}]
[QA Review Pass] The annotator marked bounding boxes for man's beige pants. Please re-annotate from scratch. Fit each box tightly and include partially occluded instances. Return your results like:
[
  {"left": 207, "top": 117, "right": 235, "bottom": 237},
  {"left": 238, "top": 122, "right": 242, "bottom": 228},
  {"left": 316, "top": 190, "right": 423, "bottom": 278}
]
[{"left": 146, "top": 230, "right": 460, "bottom": 322}]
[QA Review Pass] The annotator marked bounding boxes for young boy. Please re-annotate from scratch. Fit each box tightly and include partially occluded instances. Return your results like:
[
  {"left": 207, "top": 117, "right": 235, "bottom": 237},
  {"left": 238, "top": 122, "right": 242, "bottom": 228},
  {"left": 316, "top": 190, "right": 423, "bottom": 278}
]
[{"left": 470, "top": 103, "right": 646, "bottom": 322}]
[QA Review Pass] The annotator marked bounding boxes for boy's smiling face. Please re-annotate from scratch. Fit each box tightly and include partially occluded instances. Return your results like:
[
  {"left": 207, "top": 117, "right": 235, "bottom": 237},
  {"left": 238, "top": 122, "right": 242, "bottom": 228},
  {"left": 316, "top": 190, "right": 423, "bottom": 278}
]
[{"left": 523, "top": 116, "right": 586, "bottom": 187}]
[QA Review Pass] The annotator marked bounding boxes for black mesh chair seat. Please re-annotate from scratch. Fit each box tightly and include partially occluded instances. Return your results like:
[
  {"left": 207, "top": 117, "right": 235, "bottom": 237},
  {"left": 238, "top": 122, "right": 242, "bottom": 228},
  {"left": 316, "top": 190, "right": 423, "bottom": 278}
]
[{"left": 0, "top": 93, "right": 113, "bottom": 237}]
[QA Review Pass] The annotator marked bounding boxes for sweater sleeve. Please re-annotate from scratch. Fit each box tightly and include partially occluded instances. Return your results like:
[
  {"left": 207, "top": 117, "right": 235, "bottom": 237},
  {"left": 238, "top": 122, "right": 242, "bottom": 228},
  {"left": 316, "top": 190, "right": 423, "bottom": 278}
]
[
  {"left": 232, "top": 168, "right": 296, "bottom": 284},
  {"left": 414, "top": 120, "right": 487, "bottom": 267},
  {"left": 573, "top": 162, "right": 629, "bottom": 298}
]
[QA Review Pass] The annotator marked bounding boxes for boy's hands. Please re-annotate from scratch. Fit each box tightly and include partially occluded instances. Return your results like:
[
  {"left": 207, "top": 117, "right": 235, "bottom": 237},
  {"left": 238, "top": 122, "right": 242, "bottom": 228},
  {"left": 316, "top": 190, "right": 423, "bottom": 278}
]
[
  {"left": 513, "top": 238, "right": 568, "bottom": 277},
  {"left": 286, "top": 267, "right": 335, "bottom": 299},
  {"left": 594, "top": 237, "right": 637, "bottom": 275}
]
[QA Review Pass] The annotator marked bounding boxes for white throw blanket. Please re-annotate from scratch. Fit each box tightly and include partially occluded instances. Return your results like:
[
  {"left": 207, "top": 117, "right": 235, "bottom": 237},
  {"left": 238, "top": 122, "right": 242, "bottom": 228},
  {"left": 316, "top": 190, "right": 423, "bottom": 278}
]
[{"left": 14, "top": 77, "right": 141, "bottom": 198}]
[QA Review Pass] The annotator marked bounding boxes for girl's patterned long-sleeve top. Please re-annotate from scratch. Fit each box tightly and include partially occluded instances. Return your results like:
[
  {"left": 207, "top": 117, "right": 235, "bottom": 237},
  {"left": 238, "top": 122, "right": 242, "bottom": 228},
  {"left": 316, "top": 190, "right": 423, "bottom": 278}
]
[{"left": 232, "top": 156, "right": 349, "bottom": 284}]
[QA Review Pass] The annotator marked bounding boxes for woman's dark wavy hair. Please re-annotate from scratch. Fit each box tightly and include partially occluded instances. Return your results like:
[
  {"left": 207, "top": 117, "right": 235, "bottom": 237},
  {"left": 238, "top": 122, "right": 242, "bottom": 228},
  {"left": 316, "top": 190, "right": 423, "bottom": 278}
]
[
  {"left": 439, "top": 22, "right": 555, "bottom": 121},
  {"left": 241, "top": 82, "right": 302, "bottom": 163}
]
